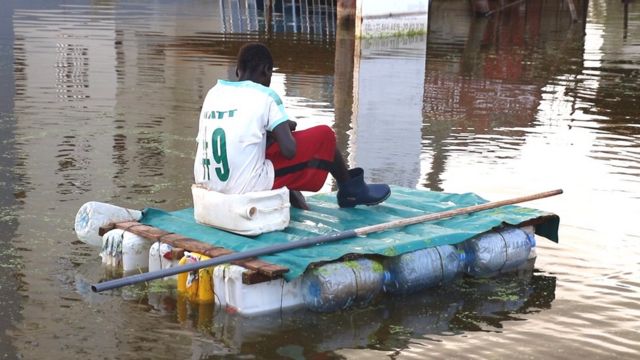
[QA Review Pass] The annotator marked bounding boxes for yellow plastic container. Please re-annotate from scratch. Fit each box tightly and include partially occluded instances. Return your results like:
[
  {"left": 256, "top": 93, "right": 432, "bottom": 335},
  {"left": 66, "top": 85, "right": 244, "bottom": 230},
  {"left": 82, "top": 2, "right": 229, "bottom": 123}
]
[{"left": 176, "top": 252, "right": 214, "bottom": 303}]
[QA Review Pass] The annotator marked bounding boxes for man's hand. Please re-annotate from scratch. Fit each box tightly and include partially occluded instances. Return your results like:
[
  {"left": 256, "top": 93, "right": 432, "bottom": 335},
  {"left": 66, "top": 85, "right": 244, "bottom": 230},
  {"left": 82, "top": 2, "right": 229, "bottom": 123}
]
[
  {"left": 289, "top": 190, "right": 309, "bottom": 210},
  {"left": 288, "top": 120, "right": 297, "bottom": 131},
  {"left": 271, "top": 120, "right": 297, "bottom": 159}
]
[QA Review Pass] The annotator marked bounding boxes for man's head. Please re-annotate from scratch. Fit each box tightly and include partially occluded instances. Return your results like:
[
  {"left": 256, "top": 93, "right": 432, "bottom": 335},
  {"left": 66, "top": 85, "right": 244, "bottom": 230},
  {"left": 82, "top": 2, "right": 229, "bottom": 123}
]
[{"left": 236, "top": 43, "right": 273, "bottom": 87}]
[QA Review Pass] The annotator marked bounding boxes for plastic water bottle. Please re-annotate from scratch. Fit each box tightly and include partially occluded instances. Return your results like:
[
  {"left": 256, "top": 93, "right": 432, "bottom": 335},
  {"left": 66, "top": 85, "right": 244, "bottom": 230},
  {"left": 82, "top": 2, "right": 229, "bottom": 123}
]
[
  {"left": 383, "top": 245, "right": 463, "bottom": 295},
  {"left": 75, "top": 201, "right": 142, "bottom": 247},
  {"left": 461, "top": 226, "right": 533, "bottom": 277},
  {"left": 301, "top": 258, "right": 385, "bottom": 312}
]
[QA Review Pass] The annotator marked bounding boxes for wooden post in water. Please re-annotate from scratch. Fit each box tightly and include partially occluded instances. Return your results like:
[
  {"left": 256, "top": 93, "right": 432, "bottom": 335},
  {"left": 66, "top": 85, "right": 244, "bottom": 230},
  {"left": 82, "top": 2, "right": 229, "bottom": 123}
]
[
  {"left": 333, "top": 19, "right": 356, "bottom": 160},
  {"left": 264, "top": 0, "right": 273, "bottom": 33},
  {"left": 623, "top": 0, "right": 630, "bottom": 39},
  {"left": 337, "top": 0, "right": 356, "bottom": 23},
  {"left": 471, "top": 0, "right": 491, "bottom": 16},
  {"left": 566, "top": 0, "right": 578, "bottom": 22}
]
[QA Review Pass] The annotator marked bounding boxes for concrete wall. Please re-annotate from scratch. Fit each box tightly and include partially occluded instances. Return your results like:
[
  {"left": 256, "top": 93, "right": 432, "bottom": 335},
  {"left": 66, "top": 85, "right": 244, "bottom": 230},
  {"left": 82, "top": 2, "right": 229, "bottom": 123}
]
[{"left": 354, "top": 0, "right": 430, "bottom": 38}]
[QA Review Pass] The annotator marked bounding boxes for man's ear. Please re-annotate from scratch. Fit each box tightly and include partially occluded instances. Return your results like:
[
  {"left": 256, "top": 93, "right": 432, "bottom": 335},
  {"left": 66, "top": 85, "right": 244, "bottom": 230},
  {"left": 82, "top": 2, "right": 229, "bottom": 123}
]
[{"left": 263, "top": 64, "right": 272, "bottom": 77}]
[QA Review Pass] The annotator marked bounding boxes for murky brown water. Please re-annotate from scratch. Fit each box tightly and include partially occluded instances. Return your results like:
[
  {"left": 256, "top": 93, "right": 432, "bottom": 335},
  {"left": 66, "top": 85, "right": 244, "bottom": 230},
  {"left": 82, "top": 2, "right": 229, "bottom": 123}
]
[{"left": 1, "top": 0, "right": 639, "bottom": 359}]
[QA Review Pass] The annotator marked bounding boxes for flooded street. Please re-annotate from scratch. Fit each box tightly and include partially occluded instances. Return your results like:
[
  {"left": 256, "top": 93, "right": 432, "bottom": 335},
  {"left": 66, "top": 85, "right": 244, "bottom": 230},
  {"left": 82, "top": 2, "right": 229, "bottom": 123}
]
[{"left": 0, "top": 0, "right": 639, "bottom": 359}]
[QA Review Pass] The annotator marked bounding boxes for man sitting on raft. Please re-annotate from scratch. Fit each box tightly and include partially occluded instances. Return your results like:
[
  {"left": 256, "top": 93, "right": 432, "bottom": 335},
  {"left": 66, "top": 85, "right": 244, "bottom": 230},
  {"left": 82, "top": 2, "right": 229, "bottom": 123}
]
[{"left": 193, "top": 42, "right": 390, "bottom": 209}]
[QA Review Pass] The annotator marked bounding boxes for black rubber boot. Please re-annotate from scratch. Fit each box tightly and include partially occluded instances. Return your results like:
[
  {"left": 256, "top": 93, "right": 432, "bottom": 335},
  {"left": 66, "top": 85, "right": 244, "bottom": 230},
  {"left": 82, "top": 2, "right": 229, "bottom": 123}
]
[{"left": 337, "top": 168, "right": 391, "bottom": 208}]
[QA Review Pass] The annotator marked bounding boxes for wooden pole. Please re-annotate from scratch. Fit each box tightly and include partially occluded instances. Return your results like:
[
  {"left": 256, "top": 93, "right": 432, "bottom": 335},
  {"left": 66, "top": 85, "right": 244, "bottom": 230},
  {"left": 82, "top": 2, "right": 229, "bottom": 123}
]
[
  {"left": 356, "top": 189, "right": 563, "bottom": 235},
  {"left": 471, "top": 0, "right": 491, "bottom": 17},
  {"left": 566, "top": 0, "right": 578, "bottom": 22},
  {"left": 624, "top": 0, "right": 630, "bottom": 39},
  {"left": 264, "top": 0, "right": 273, "bottom": 34},
  {"left": 337, "top": 0, "right": 356, "bottom": 24},
  {"left": 92, "top": 189, "right": 563, "bottom": 292}
]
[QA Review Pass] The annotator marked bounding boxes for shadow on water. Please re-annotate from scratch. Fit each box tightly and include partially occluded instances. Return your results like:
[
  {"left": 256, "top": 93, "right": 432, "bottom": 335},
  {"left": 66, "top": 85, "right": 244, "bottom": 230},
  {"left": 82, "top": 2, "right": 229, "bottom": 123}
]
[{"left": 74, "top": 261, "right": 556, "bottom": 358}]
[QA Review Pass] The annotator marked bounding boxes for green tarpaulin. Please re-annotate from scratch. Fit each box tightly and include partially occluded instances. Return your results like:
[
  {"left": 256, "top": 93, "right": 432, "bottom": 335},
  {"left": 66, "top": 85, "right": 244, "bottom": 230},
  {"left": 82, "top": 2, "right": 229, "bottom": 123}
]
[{"left": 140, "top": 186, "right": 559, "bottom": 281}]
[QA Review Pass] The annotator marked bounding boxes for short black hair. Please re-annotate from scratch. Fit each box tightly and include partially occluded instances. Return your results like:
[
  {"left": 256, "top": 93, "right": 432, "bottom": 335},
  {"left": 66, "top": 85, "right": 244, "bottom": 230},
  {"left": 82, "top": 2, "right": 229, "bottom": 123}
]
[{"left": 236, "top": 43, "right": 273, "bottom": 73}]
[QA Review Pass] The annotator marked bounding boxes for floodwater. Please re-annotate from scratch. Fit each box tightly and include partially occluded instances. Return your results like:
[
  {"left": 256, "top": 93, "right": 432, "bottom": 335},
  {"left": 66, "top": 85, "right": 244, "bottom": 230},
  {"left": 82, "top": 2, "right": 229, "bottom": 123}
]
[{"left": 0, "top": 0, "right": 639, "bottom": 358}]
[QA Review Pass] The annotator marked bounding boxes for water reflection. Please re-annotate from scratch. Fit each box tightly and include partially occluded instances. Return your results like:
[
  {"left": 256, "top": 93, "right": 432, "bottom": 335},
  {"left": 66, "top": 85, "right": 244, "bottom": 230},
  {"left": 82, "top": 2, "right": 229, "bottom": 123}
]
[
  {"left": 2, "top": 0, "right": 640, "bottom": 358},
  {"left": 348, "top": 35, "right": 427, "bottom": 188},
  {"left": 0, "top": 1, "right": 23, "bottom": 357},
  {"left": 424, "top": 0, "right": 588, "bottom": 191},
  {"left": 424, "top": 0, "right": 639, "bottom": 237},
  {"left": 74, "top": 262, "right": 555, "bottom": 358},
  {"left": 12, "top": 0, "right": 337, "bottom": 207}
]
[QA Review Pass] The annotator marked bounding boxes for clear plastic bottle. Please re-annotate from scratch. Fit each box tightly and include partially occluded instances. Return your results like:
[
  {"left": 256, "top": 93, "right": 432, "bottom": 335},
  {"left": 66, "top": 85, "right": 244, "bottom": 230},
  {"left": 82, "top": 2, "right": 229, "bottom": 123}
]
[
  {"left": 74, "top": 201, "right": 142, "bottom": 247},
  {"left": 383, "top": 245, "right": 463, "bottom": 295},
  {"left": 460, "top": 226, "right": 533, "bottom": 277},
  {"left": 301, "top": 258, "right": 385, "bottom": 312}
]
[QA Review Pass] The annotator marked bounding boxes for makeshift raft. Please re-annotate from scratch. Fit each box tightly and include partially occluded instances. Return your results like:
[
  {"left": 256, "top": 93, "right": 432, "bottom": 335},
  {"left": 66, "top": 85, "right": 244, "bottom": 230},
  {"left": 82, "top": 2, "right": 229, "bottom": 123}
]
[{"left": 76, "top": 186, "right": 560, "bottom": 316}]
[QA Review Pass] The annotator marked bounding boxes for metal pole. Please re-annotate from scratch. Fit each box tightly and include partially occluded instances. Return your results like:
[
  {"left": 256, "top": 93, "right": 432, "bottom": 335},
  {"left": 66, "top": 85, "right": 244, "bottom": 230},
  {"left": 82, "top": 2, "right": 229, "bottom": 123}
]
[{"left": 93, "top": 231, "right": 357, "bottom": 292}]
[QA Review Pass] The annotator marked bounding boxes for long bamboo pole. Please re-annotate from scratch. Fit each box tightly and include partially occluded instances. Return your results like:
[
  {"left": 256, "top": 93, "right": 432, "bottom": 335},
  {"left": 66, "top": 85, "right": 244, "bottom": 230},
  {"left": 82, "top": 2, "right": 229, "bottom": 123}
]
[{"left": 91, "top": 189, "right": 562, "bottom": 293}]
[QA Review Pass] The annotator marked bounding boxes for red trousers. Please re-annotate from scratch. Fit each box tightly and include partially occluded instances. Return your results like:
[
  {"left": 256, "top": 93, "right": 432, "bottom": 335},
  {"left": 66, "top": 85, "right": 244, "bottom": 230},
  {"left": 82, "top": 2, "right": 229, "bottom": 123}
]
[{"left": 266, "top": 125, "right": 336, "bottom": 192}]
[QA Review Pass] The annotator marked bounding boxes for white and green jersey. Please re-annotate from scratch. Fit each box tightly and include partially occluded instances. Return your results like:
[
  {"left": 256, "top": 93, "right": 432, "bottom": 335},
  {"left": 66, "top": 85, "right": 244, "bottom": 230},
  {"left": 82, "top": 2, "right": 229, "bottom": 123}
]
[{"left": 194, "top": 80, "right": 289, "bottom": 193}]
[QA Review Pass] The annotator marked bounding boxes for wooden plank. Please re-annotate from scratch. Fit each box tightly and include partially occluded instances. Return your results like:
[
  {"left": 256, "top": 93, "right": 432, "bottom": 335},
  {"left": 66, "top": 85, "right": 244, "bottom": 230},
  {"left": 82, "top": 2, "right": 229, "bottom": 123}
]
[
  {"left": 98, "top": 223, "right": 116, "bottom": 237},
  {"left": 242, "top": 270, "right": 282, "bottom": 285},
  {"left": 100, "top": 222, "right": 289, "bottom": 282},
  {"left": 231, "top": 258, "right": 285, "bottom": 278}
]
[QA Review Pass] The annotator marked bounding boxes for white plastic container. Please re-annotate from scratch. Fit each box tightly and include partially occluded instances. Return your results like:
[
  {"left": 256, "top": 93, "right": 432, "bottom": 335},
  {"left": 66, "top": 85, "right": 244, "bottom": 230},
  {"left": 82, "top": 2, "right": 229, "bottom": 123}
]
[
  {"left": 100, "top": 229, "right": 124, "bottom": 267},
  {"left": 122, "top": 232, "right": 150, "bottom": 273},
  {"left": 191, "top": 184, "right": 290, "bottom": 236},
  {"left": 148, "top": 242, "right": 180, "bottom": 280},
  {"left": 75, "top": 201, "right": 142, "bottom": 247},
  {"left": 100, "top": 229, "right": 150, "bottom": 273},
  {"left": 213, "top": 264, "right": 304, "bottom": 316}
]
